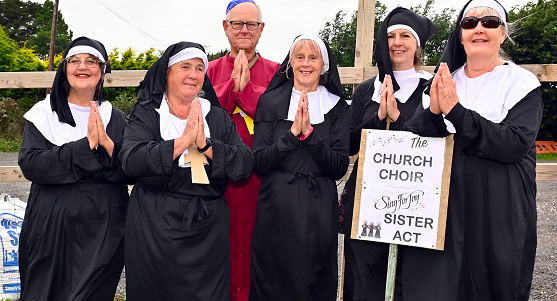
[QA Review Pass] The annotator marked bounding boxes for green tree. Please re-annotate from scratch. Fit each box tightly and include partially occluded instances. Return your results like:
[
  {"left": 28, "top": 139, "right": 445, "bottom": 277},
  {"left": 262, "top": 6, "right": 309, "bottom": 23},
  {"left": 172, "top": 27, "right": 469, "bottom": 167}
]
[
  {"left": 504, "top": 0, "right": 557, "bottom": 140},
  {"left": 104, "top": 47, "right": 161, "bottom": 110},
  {"left": 28, "top": 0, "right": 73, "bottom": 58},
  {"left": 0, "top": 0, "right": 73, "bottom": 57},
  {"left": 208, "top": 49, "right": 228, "bottom": 61},
  {"left": 0, "top": 0, "right": 41, "bottom": 45},
  {"left": 0, "top": 26, "right": 47, "bottom": 129},
  {"left": 410, "top": 0, "right": 457, "bottom": 65}
]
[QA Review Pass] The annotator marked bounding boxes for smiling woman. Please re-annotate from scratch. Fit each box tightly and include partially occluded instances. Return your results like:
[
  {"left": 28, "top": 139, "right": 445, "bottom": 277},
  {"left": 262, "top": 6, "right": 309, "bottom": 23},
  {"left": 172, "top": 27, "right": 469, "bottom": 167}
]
[
  {"left": 119, "top": 41, "right": 253, "bottom": 300},
  {"left": 18, "top": 37, "right": 131, "bottom": 301},
  {"left": 250, "top": 35, "right": 349, "bottom": 300},
  {"left": 401, "top": 0, "right": 543, "bottom": 300}
]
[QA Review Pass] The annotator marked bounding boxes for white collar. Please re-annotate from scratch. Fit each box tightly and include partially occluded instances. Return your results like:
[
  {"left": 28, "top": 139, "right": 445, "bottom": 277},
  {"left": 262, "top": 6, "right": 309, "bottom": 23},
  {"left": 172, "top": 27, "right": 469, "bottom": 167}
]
[
  {"left": 421, "top": 61, "right": 540, "bottom": 133},
  {"left": 286, "top": 85, "right": 340, "bottom": 124},
  {"left": 155, "top": 96, "right": 212, "bottom": 168},
  {"left": 372, "top": 68, "right": 432, "bottom": 104},
  {"left": 23, "top": 95, "right": 112, "bottom": 146}
]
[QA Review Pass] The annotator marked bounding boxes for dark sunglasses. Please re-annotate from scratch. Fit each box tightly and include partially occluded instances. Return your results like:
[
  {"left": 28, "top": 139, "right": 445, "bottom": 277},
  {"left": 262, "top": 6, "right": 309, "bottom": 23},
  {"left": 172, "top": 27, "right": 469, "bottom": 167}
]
[{"left": 460, "top": 16, "right": 502, "bottom": 29}]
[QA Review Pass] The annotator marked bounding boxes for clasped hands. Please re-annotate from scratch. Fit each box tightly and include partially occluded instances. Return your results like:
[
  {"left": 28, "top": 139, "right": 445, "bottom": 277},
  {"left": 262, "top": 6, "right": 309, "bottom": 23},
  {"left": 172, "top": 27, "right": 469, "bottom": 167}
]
[
  {"left": 231, "top": 49, "right": 250, "bottom": 92},
  {"left": 179, "top": 98, "right": 208, "bottom": 150},
  {"left": 430, "top": 62, "right": 459, "bottom": 115},
  {"left": 378, "top": 74, "right": 400, "bottom": 122},
  {"left": 290, "top": 91, "right": 313, "bottom": 137},
  {"left": 87, "top": 102, "right": 114, "bottom": 156}
]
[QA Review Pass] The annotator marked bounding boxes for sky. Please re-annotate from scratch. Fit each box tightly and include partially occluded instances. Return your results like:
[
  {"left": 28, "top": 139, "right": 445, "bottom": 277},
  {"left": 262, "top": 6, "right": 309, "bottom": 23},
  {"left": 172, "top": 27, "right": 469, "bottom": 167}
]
[{"left": 33, "top": 0, "right": 531, "bottom": 63}]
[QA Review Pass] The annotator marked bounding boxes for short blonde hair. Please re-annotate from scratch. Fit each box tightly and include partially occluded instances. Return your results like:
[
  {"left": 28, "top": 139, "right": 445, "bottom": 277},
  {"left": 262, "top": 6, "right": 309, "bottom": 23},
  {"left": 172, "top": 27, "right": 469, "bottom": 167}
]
[{"left": 289, "top": 39, "right": 323, "bottom": 63}]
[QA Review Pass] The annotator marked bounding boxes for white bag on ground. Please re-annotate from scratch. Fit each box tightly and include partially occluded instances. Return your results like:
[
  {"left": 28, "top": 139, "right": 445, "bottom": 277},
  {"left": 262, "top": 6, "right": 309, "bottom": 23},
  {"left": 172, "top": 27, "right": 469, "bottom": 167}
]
[{"left": 0, "top": 193, "right": 26, "bottom": 299}]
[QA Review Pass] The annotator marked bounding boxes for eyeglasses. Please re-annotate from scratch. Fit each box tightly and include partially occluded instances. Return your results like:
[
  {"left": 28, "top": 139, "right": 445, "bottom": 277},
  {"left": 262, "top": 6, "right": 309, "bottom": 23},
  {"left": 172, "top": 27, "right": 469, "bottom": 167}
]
[
  {"left": 227, "top": 20, "right": 261, "bottom": 31},
  {"left": 65, "top": 57, "right": 102, "bottom": 67},
  {"left": 460, "top": 16, "right": 502, "bottom": 30}
]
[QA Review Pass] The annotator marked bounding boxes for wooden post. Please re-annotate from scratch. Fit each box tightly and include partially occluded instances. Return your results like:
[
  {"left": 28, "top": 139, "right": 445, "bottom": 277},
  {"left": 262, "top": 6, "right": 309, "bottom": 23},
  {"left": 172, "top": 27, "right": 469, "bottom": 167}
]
[
  {"left": 354, "top": 0, "right": 376, "bottom": 68},
  {"left": 385, "top": 244, "right": 399, "bottom": 301},
  {"left": 48, "top": 0, "right": 60, "bottom": 72}
]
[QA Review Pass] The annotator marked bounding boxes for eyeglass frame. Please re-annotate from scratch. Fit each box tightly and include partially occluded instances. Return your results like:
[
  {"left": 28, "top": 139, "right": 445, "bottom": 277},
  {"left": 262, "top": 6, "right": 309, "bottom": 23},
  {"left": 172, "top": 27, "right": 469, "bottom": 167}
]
[
  {"left": 64, "top": 56, "right": 106, "bottom": 68},
  {"left": 226, "top": 20, "right": 262, "bottom": 31},
  {"left": 460, "top": 16, "right": 502, "bottom": 30}
]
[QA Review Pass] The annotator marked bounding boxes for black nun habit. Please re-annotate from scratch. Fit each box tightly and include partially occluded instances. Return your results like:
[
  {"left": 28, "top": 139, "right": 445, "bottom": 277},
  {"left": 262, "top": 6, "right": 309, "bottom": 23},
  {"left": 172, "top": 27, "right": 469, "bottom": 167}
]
[
  {"left": 249, "top": 35, "right": 350, "bottom": 301},
  {"left": 18, "top": 36, "right": 130, "bottom": 301},
  {"left": 401, "top": 0, "right": 542, "bottom": 300},
  {"left": 118, "top": 41, "right": 253, "bottom": 301},
  {"left": 340, "top": 7, "right": 437, "bottom": 301}
]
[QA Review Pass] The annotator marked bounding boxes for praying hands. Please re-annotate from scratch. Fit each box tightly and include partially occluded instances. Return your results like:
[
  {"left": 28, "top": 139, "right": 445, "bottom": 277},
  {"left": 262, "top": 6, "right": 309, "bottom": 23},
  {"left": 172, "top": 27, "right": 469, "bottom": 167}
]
[
  {"left": 87, "top": 102, "right": 114, "bottom": 157},
  {"left": 231, "top": 49, "right": 251, "bottom": 92},
  {"left": 290, "top": 91, "right": 313, "bottom": 137}
]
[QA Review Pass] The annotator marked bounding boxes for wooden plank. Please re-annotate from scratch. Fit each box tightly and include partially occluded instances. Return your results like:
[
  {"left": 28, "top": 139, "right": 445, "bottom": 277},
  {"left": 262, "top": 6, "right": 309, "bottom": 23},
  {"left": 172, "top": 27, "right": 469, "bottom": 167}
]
[
  {"left": 339, "top": 67, "right": 365, "bottom": 85},
  {"left": 0, "top": 70, "right": 146, "bottom": 89},
  {"left": 354, "top": 0, "right": 376, "bottom": 68},
  {"left": 0, "top": 166, "right": 27, "bottom": 182},
  {"left": 537, "top": 163, "right": 557, "bottom": 181},
  {"left": 437, "top": 135, "right": 454, "bottom": 250},
  {"left": 1, "top": 65, "right": 556, "bottom": 89},
  {"left": 350, "top": 130, "right": 368, "bottom": 239}
]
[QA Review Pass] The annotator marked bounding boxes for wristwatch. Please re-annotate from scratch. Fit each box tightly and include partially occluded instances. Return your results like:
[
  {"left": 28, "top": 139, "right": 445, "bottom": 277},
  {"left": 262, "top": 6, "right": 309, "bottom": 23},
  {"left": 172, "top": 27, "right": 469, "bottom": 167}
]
[{"left": 197, "top": 138, "right": 212, "bottom": 153}]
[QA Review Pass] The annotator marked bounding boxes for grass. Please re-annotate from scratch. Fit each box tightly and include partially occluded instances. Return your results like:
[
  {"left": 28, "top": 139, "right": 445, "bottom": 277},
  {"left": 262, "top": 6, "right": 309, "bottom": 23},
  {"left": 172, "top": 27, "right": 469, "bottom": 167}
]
[
  {"left": 0, "top": 138, "right": 21, "bottom": 152},
  {"left": 537, "top": 153, "right": 557, "bottom": 162}
]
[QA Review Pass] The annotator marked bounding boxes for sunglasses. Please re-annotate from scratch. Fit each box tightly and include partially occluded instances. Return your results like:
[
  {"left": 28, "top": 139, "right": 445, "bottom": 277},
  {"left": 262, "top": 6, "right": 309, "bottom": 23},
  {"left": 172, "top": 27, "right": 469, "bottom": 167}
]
[{"left": 460, "top": 16, "right": 502, "bottom": 29}]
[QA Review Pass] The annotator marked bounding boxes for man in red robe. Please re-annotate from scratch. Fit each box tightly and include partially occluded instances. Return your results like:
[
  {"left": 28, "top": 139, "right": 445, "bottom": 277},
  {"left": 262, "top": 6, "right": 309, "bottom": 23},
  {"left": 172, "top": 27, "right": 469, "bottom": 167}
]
[{"left": 207, "top": 1, "right": 280, "bottom": 300}]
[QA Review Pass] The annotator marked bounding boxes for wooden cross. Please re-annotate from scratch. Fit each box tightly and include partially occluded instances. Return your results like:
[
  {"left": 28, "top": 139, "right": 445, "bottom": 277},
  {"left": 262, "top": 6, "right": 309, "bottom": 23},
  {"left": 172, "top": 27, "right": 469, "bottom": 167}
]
[{"left": 183, "top": 146, "right": 210, "bottom": 184}]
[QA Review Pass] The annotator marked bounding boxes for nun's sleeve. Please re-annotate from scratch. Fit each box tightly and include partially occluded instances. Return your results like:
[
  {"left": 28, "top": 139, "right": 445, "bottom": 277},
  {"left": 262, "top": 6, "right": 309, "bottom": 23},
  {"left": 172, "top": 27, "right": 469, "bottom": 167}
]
[
  {"left": 18, "top": 122, "right": 102, "bottom": 184},
  {"left": 350, "top": 81, "right": 387, "bottom": 155},
  {"left": 95, "top": 108, "right": 134, "bottom": 184},
  {"left": 444, "top": 87, "right": 543, "bottom": 163},
  {"left": 302, "top": 102, "right": 350, "bottom": 180},
  {"left": 208, "top": 108, "right": 254, "bottom": 181},
  {"left": 119, "top": 105, "right": 175, "bottom": 178},
  {"left": 252, "top": 121, "right": 300, "bottom": 177},
  {"left": 403, "top": 101, "right": 450, "bottom": 137}
]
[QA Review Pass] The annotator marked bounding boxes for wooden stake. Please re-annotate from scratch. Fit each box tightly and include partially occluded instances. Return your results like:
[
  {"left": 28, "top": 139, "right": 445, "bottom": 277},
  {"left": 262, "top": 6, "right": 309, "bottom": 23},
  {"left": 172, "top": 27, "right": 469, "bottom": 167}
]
[
  {"left": 182, "top": 146, "right": 209, "bottom": 184},
  {"left": 385, "top": 244, "right": 399, "bottom": 301}
]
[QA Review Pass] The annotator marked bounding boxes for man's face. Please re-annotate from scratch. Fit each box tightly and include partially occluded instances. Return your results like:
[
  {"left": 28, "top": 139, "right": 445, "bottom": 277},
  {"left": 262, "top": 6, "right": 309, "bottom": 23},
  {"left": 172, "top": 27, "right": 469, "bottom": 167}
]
[{"left": 223, "top": 3, "right": 264, "bottom": 55}]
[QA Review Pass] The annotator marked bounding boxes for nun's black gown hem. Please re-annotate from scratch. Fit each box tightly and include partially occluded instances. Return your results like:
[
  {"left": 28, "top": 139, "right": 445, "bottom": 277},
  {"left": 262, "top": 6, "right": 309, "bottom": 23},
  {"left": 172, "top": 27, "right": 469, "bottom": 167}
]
[
  {"left": 120, "top": 103, "right": 253, "bottom": 301},
  {"left": 249, "top": 99, "right": 350, "bottom": 301},
  {"left": 18, "top": 107, "right": 129, "bottom": 301}
]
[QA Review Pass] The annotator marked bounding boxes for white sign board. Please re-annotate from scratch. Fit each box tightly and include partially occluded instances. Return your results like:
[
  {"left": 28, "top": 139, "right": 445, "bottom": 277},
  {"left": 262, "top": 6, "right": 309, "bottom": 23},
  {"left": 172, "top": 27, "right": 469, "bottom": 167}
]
[{"left": 351, "top": 130, "right": 453, "bottom": 250}]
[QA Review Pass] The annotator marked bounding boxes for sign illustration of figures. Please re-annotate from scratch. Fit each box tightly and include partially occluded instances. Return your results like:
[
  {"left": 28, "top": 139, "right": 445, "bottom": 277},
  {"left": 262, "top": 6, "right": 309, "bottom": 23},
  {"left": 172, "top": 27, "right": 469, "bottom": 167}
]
[{"left": 351, "top": 130, "right": 453, "bottom": 250}]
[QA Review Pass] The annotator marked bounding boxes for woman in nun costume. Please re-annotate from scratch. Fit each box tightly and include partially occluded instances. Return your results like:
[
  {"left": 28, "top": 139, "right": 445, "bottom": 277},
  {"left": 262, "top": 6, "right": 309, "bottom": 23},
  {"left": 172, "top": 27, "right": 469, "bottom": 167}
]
[
  {"left": 402, "top": 0, "right": 542, "bottom": 300},
  {"left": 119, "top": 42, "right": 253, "bottom": 300},
  {"left": 340, "top": 8, "right": 437, "bottom": 301},
  {"left": 249, "top": 35, "right": 350, "bottom": 301},
  {"left": 18, "top": 37, "right": 129, "bottom": 301}
]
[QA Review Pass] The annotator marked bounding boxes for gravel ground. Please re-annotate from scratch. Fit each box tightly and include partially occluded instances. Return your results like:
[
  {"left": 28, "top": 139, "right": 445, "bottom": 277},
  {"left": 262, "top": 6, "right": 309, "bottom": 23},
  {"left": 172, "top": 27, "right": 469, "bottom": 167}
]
[{"left": 1, "top": 152, "right": 555, "bottom": 300}]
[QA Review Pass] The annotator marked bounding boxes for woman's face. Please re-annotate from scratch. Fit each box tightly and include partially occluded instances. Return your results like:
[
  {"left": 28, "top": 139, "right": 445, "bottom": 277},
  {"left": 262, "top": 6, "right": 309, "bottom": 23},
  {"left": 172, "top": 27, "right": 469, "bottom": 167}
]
[
  {"left": 166, "top": 58, "right": 205, "bottom": 102},
  {"left": 461, "top": 11, "right": 506, "bottom": 61},
  {"left": 388, "top": 29, "right": 418, "bottom": 71},
  {"left": 65, "top": 53, "right": 102, "bottom": 94},
  {"left": 291, "top": 41, "right": 323, "bottom": 92}
]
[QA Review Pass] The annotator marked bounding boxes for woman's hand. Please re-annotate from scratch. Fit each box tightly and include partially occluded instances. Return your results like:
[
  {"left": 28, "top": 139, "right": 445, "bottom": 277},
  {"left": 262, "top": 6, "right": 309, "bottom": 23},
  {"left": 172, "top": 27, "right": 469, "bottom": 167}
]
[
  {"left": 436, "top": 63, "right": 459, "bottom": 115},
  {"left": 430, "top": 70, "right": 442, "bottom": 115},
  {"left": 91, "top": 102, "right": 115, "bottom": 157},
  {"left": 174, "top": 101, "right": 199, "bottom": 159},
  {"left": 194, "top": 99, "right": 206, "bottom": 147},
  {"left": 195, "top": 99, "right": 213, "bottom": 159},
  {"left": 291, "top": 92, "right": 304, "bottom": 136},
  {"left": 300, "top": 91, "right": 312, "bottom": 136},
  {"left": 383, "top": 75, "right": 400, "bottom": 121},
  {"left": 87, "top": 101, "right": 99, "bottom": 150},
  {"left": 378, "top": 80, "right": 388, "bottom": 121},
  {"left": 183, "top": 101, "right": 199, "bottom": 148}
]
